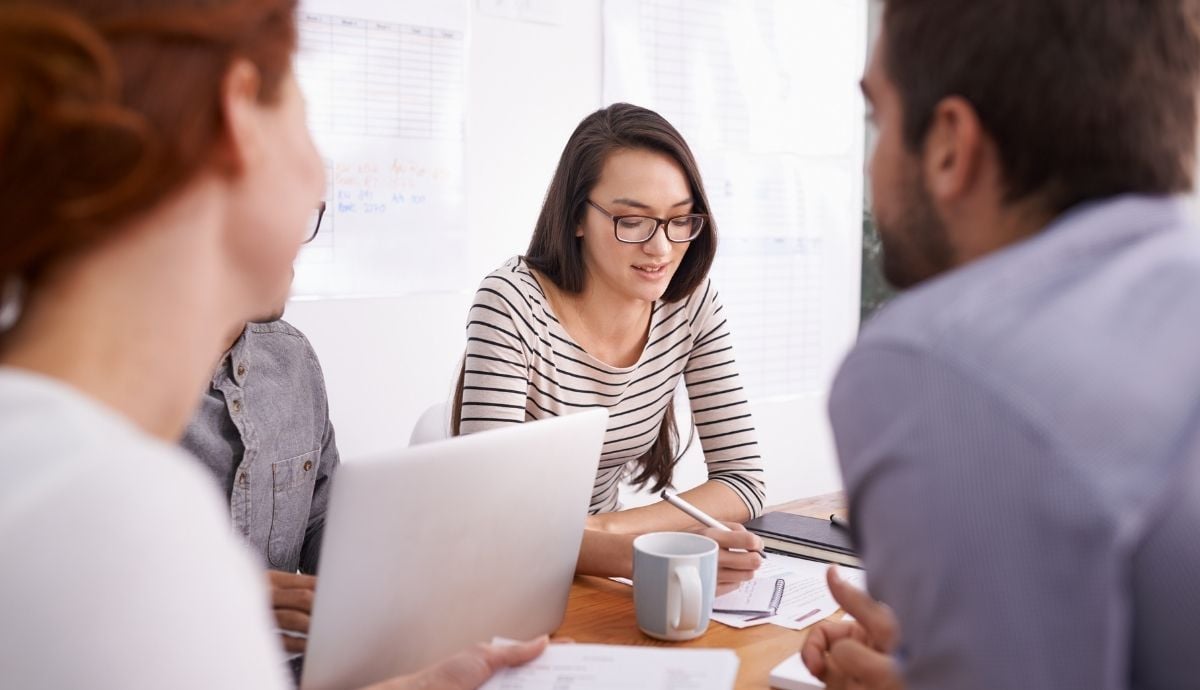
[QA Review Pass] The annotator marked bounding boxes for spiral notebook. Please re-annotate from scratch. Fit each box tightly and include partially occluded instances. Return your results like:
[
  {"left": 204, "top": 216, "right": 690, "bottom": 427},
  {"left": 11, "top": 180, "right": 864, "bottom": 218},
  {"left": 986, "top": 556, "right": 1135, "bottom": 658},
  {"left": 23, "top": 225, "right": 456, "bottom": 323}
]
[
  {"left": 712, "top": 576, "right": 786, "bottom": 618},
  {"left": 710, "top": 554, "right": 867, "bottom": 631}
]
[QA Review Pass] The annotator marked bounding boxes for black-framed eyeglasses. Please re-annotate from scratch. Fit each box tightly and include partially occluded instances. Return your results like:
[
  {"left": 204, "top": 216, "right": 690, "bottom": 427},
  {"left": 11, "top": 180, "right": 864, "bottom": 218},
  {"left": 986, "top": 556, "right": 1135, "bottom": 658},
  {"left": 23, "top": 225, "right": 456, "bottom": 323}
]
[
  {"left": 304, "top": 201, "right": 326, "bottom": 244},
  {"left": 586, "top": 199, "right": 707, "bottom": 244}
]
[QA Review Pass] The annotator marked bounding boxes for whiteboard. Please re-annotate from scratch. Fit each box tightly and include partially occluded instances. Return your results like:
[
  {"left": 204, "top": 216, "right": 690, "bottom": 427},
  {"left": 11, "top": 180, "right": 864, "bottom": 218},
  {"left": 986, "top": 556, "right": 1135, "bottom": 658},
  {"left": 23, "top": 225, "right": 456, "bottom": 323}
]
[
  {"left": 604, "top": 0, "right": 868, "bottom": 400},
  {"left": 283, "top": 1, "right": 865, "bottom": 504},
  {"left": 292, "top": 0, "right": 469, "bottom": 298}
]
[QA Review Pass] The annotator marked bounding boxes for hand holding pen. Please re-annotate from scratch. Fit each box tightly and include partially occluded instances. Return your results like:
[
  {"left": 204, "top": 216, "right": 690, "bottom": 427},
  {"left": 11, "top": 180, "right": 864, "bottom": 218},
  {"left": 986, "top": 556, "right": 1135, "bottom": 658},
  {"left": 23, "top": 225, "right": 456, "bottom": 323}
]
[
  {"left": 659, "top": 489, "right": 767, "bottom": 594},
  {"left": 660, "top": 489, "right": 769, "bottom": 560}
]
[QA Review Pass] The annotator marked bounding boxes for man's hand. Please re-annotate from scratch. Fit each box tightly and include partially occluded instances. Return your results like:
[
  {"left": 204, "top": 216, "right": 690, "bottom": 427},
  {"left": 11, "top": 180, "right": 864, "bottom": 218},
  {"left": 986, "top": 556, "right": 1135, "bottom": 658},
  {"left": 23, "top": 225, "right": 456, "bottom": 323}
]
[
  {"left": 267, "top": 570, "right": 316, "bottom": 654},
  {"left": 800, "top": 567, "right": 904, "bottom": 690},
  {"left": 700, "top": 523, "right": 765, "bottom": 595},
  {"left": 366, "top": 636, "right": 549, "bottom": 690}
]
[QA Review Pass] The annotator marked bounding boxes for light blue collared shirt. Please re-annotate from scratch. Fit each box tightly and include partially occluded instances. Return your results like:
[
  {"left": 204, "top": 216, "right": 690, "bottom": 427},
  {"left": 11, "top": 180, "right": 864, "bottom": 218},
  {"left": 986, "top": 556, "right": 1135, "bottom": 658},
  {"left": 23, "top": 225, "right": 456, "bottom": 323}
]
[{"left": 830, "top": 195, "right": 1200, "bottom": 689}]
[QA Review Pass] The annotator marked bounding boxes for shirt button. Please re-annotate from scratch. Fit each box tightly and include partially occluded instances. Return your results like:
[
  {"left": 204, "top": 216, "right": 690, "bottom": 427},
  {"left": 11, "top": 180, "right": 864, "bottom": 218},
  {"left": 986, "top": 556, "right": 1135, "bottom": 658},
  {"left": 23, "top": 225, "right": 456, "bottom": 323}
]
[
  {"left": 231, "top": 399, "right": 241, "bottom": 414},
  {"left": 303, "top": 460, "right": 313, "bottom": 472},
  {"left": 236, "top": 362, "right": 247, "bottom": 377}
]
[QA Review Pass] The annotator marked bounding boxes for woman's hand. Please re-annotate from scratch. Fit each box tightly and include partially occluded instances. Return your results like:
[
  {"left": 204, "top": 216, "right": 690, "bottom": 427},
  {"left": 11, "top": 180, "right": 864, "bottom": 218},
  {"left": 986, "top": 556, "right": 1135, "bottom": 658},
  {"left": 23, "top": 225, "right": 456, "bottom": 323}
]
[{"left": 699, "top": 523, "right": 765, "bottom": 595}]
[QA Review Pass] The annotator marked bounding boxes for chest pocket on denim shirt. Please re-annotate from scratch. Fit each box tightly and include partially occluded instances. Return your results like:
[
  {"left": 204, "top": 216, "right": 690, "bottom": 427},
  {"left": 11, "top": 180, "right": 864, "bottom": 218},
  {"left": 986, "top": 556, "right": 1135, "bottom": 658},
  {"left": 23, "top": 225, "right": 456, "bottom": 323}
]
[{"left": 267, "top": 450, "right": 320, "bottom": 568}]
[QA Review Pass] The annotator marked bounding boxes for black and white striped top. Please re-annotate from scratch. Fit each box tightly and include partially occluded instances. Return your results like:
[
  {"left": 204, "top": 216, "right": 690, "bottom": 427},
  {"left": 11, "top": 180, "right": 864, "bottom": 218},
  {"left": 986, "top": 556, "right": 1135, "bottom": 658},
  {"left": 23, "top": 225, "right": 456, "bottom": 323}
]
[{"left": 459, "top": 257, "right": 765, "bottom": 516}]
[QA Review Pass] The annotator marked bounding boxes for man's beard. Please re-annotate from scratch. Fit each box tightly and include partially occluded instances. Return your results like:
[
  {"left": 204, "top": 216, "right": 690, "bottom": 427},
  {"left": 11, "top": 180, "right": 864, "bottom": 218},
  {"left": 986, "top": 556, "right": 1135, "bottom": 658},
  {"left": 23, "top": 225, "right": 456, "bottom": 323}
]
[{"left": 876, "top": 165, "right": 954, "bottom": 290}]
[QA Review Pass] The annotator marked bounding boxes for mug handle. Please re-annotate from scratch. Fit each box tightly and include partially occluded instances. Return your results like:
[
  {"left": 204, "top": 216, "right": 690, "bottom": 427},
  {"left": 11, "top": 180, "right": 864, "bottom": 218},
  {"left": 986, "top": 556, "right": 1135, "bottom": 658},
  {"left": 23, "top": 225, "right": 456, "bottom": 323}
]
[{"left": 669, "top": 563, "right": 702, "bottom": 631}]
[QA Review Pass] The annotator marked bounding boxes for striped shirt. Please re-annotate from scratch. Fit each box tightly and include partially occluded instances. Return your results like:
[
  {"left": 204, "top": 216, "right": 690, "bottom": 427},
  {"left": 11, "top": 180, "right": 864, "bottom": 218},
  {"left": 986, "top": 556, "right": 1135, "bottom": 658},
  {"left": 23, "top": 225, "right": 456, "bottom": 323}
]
[{"left": 460, "top": 257, "right": 765, "bottom": 516}]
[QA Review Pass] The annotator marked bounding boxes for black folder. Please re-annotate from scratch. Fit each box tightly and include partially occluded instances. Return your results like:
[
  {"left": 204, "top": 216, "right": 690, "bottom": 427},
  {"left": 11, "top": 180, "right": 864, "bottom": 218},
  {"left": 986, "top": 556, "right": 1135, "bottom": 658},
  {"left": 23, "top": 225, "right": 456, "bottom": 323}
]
[{"left": 743, "top": 512, "right": 862, "bottom": 568}]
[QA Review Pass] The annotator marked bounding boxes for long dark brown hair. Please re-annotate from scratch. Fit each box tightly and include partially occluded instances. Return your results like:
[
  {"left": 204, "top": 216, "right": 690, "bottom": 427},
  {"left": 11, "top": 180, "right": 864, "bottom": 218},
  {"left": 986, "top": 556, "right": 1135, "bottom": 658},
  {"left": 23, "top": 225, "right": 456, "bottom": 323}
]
[{"left": 452, "top": 103, "right": 718, "bottom": 492}]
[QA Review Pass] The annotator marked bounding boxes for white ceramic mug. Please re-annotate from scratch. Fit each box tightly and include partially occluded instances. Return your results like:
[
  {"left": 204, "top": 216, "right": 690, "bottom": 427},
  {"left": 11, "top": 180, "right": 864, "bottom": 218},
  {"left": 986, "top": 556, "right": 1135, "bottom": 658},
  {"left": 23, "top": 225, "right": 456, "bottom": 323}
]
[{"left": 632, "top": 532, "right": 718, "bottom": 641}]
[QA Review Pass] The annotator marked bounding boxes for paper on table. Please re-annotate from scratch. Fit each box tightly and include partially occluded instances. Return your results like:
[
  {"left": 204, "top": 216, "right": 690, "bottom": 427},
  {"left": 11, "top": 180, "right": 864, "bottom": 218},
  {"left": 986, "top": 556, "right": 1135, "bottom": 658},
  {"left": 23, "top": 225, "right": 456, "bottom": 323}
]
[
  {"left": 771, "top": 563, "right": 865, "bottom": 632},
  {"left": 606, "top": 557, "right": 866, "bottom": 632},
  {"left": 769, "top": 653, "right": 825, "bottom": 690},
  {"left": 479, "top": 643, "right": 739, "bottom": 690},
  {"left": 711, "top": 556, "right": 866, "bottom": 631}
]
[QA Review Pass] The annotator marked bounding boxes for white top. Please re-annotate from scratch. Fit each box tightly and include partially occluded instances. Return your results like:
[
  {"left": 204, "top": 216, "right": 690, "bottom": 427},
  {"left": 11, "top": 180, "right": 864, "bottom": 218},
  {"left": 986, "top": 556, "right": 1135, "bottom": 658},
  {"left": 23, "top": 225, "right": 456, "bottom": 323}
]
[{"left": 0, "top": 368, "right": 290, "bottom": 689}]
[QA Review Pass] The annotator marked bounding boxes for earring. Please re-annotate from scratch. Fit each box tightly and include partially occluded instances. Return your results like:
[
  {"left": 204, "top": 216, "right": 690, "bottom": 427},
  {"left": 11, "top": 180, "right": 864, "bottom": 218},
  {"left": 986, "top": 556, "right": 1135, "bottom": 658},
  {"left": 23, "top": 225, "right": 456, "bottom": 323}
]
[{"left": 0, "top": 274, "right": 24, "bottom": 332}]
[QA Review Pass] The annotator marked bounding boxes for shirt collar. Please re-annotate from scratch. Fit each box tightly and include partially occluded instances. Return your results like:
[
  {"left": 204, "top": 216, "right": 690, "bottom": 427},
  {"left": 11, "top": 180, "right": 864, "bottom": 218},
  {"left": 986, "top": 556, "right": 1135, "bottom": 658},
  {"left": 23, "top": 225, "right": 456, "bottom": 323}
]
[{"left": 211, "top": 324, "right": 252, "bottom": 388}]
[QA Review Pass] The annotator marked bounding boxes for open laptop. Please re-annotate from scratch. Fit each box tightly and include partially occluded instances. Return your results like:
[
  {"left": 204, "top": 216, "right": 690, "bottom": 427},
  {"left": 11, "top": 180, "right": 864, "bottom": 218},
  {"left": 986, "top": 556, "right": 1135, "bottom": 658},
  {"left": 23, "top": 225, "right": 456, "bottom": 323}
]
[{"left": 300, "top": 408, "right": 607, "bottom": 690}]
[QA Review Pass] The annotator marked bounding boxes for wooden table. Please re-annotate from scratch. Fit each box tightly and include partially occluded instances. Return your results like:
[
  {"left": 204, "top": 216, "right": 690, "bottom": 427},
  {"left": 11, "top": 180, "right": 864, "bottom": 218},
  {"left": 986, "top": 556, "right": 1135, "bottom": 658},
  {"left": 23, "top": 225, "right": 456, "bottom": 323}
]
[{"left": 555, "top": 493, "right": 847, "bottom": 689}]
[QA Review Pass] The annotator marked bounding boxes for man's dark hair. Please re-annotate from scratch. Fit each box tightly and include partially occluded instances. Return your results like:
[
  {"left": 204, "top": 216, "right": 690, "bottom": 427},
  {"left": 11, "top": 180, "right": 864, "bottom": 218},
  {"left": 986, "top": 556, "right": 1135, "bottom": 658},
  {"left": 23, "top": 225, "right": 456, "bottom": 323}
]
[{"left": 884, "top": 0, "right": 1200, "bottom": 213}]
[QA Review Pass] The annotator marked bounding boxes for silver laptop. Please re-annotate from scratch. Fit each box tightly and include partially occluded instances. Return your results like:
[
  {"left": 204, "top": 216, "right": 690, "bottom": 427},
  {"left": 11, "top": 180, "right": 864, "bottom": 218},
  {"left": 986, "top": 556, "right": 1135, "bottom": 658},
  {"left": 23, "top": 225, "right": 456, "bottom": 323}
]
[{"left": 300, "top": 408, "right": 607, "bottom": 690}]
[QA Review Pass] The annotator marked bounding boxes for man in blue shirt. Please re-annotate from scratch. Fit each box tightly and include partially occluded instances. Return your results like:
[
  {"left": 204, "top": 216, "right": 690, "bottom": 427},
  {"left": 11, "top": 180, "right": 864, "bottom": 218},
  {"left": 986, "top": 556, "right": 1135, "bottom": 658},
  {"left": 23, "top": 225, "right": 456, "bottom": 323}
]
[{"left": 802, "top": 1, "right": 1200, "bottom": 689}]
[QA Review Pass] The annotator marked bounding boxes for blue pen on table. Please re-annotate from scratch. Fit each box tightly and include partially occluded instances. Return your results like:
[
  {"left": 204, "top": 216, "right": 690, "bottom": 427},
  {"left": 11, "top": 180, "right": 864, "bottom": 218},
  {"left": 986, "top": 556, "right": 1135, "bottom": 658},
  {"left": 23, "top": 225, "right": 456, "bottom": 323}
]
[{"left": 660, "top": 489, "right": 768, "bottom": 560}]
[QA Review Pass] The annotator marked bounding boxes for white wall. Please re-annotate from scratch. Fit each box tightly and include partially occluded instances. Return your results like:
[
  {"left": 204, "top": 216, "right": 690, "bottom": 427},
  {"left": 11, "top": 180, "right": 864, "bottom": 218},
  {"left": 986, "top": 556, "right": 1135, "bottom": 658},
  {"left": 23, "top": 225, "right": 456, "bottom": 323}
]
[
  {"left": 287, "top": 1, "right": 856, "bottom": 506},
  {"left": 287, "top": 1, "right": 605, "bottom": 457}
]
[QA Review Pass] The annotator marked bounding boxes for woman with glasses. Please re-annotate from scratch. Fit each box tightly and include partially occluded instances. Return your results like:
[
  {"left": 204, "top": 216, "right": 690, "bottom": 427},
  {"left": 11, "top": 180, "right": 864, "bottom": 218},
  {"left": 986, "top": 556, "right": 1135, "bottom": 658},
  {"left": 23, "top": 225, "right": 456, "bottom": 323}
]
[
  {"left": 453, "top": 103, "right": 767, "bottom": 587},
  {"left": 0, "top": 1, "right": 544, "bottom": 687}
]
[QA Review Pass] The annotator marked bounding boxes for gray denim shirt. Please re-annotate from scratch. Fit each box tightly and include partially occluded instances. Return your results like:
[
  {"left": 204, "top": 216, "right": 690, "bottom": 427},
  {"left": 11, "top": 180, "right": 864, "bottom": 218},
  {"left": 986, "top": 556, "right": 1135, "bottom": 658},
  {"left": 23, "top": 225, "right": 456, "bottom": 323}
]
[{"left": 181, "top": 319, "right": 338, "bottom": 574}]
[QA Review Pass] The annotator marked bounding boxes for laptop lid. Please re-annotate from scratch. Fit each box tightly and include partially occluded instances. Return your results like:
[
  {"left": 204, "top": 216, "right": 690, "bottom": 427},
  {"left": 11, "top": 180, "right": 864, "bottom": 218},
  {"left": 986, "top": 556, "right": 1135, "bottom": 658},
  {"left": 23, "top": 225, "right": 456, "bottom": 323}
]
[{"left": 301, "top": 408, "right": 607, "bottom": 690}]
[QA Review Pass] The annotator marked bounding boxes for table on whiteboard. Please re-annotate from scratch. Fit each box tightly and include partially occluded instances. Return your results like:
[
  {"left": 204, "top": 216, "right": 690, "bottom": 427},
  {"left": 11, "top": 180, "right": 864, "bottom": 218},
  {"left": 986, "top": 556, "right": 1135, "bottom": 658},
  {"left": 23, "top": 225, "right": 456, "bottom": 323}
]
[{"left": 293, "top": 1, "right": 469, "bottom": 298}]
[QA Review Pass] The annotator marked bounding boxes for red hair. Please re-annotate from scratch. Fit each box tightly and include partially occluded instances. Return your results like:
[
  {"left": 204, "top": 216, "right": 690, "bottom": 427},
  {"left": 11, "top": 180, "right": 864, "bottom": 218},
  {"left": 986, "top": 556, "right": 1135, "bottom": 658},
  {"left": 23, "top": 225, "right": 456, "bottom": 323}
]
[{"left": 0, "top": 0, "right": 298, "bottom": 289}]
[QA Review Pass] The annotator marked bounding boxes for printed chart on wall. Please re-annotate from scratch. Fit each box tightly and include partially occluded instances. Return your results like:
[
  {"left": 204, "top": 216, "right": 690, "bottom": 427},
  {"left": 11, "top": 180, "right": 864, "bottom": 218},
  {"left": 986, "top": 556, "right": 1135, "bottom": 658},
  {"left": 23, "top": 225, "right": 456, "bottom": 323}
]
[
  {"left": 604, "top": 0, "right": 867, "bottom": 398},
  {"left": 293, "top": 0, "right": 468, "bottom": 297}
]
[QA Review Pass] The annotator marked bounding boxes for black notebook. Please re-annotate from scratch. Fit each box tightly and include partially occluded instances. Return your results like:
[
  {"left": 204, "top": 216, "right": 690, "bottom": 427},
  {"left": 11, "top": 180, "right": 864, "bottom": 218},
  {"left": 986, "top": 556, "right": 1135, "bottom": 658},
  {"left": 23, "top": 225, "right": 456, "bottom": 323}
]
[{"left": 743, "top": 512, "right": 862, "bottom": 567}]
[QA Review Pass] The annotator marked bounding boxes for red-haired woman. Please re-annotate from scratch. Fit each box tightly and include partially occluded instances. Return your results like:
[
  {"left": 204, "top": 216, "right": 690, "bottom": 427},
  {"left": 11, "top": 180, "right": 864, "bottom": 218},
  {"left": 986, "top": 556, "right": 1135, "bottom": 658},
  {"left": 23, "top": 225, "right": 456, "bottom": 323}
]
[{"left": 0, "top": 1, "right": 542, "bottom": 687}]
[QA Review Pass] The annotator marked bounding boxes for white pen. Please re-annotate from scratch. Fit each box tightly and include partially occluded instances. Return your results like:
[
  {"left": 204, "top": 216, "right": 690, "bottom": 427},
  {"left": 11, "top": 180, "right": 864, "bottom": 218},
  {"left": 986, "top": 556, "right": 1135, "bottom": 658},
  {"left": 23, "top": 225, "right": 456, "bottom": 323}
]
[{"left": 660, "top": 489, "right": 767, "bottom": 559}]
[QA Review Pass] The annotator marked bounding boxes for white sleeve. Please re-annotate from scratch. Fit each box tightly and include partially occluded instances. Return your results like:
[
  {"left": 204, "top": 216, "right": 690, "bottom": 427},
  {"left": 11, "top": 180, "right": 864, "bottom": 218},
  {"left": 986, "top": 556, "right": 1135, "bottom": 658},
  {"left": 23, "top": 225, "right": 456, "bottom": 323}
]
[{"left": 0, "top": 449, "right": 292, "bottom": 690}]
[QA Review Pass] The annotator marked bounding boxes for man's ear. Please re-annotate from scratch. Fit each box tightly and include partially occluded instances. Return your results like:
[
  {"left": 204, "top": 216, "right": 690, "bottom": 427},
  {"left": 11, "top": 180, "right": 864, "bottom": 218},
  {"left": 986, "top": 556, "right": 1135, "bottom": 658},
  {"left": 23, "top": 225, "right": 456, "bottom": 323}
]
[
  {"left": 213, "top": 58, "right": 264, "bottom": 175},
  {"left": 922, "top": 96, "right": 986, "bottom": 203}
]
